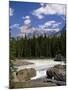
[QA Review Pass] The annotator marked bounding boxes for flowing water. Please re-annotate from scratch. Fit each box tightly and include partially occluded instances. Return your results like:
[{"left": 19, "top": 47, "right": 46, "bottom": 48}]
[{"left": 17, "top": 59, "right": 65, "bottom": 80}]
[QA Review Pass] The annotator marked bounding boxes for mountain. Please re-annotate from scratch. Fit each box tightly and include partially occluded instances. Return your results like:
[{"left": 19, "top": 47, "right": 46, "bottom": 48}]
[
  {"left": 17, "top": 24, "right": 66, "bottom": 38},
  {"left": 51, "top": 25, "right": 66, "bottom": 37}
]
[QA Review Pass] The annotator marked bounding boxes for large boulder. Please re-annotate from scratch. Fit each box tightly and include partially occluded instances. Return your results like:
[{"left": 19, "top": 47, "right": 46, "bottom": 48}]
[
  {"left": 47, "top": 65, "right": 66, "bottom": 81},
  {"left": 54, "top": 54, "right": 65, "bottom": 61},
  {"left": 16, "top": 68, "right": 36, "bottom": 82}
]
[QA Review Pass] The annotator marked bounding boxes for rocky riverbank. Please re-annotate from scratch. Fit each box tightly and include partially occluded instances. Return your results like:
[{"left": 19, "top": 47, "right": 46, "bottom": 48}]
[
  {"left": 10, "top": 77, "right": 66, "bottom": 89},
  {"left": 15, "top": 60, "right": 34, "bottom": 66},
  {"left": 10, "top": 64, "right": 66, "bottom": 89}
]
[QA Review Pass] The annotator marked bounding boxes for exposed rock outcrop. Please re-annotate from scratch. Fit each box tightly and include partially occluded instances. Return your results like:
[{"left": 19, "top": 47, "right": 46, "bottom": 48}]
[
  {"left": 16, "top": 68, "right": 36, "bottom": 82},
  {"left": 54, "top": 54, "right": 65, "bottom": 61},
  {"left": 46, "top": 65, "right": 66, "bottom": 81}
]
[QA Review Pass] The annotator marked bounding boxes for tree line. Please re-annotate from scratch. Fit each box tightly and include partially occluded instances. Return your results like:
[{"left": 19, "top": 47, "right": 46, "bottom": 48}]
[{"left": 10, "top": 30, "right": 66, "bottom": 59}]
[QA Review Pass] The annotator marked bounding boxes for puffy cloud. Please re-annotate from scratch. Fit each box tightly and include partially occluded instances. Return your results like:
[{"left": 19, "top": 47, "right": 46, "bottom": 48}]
[
  {"left": 49, "top": 4, "right": 66, "bottom": 15},
  {"left": 52, "top": 23, "right": 61, "bottom": 28},
  {"left": 40, "top": 3, "right": 45, "bottom": 7},
  {"left": 17, "top": 16, "right": 32, "bottom": 37},
  {"left": 44, "top": 21, "right": 56, "bottom": 27},
  {"left": 32, "top": 4, "right": 66, "bottom": 19},
  {"left": 18, "top": 20, "right": 61, "bottom": 38},
  {"left": 39, "top": 20, "right": 61, "bottom": 28},
  {"left": 19, "top": 20, "right": 61, "bottom": 37},
  {"left": 20, "top": 24, "right": 35, "bottom": 34},
  {"left": 18, "top": 24, "right": 35, "bottom": 38},
  {"left": 39, "top": 20, "right": 61, "bottom": 33},
  {"left": 24, "top": 19, "right": 31, "bottom": 25},
  {"left": 10, "top": 24, "right": 20, "bottom": 29},
  {"left": 37, "top": 14, "right": 44, "bottom": 19},
  {"left": 22, "top": 16, "right": 30, "bottom": 19},
  {"left": 18, "top": 24, "right": 60, "bottom": 38},
  {"left": 23, "top": 15, "right": 31, "bottom": 25},
  {"left": 10, "top": 8, "right": 14, "bottom": 16},
  {"left": 32, "top": 7, "right": 46, "bottom": 19},
  {"left": 43, "top": 28, "right": 60, "bottom": 32}
]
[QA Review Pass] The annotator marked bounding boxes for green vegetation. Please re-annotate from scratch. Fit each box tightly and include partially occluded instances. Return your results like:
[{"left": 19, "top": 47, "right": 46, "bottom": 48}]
[
  {"left": 10, "top": 29, "right": 66, "bottom": 59},
  {"left": 9, "top": 30, "right": 17, "bottom": 87}
]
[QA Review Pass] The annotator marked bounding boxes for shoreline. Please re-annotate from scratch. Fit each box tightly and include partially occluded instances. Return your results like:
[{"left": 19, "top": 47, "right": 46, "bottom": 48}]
[
  {"left": 16, "top": 58, "right": 55, "bottom": 60},
  {"left": 10, "top": 77, "right": 66, "bottom": 89}
]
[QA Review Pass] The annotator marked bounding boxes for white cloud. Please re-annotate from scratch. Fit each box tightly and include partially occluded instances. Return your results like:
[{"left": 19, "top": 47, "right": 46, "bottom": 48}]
[
  {"left": 52, "top": 23, "right": 61, "bottom": 28},
  {"left": 18, "top": 21, "right": 61, "bottom": 38},
  {"left": 10, "top": 24, "right": 20, "bottom": 29},
  {"left": 32, "top": 7, "right": 46, "bottom": 19},
  {"left": 37, "top": 14, "right": 44, "bottom": 19},
  {"left": 44, "top": 21, "right": 56, "bottom": 27},
  {"left": 44, "top": 28, "right": 60, "bottom": 32},
  {"left": 40, "top": 3, "right": 44, "bottom": 7},
  {"left": 20, "top": 25, "right": 30, "bottom": 33},
  {"left": 24, "top": 19, "right": 31, "bottom": 25},
  {"left": 18, "top": 19, "right": 61, "bottom": 38},
  {"left": 32, "top": 4, "right": 66, "bottom": 19},
  {"left": 18, "top": 24, "right": 34, "bottom": 38},
  {"left": 23, "top": 15, "right": 31, "bottom": 25},
  {"left": 39, "top": 20, "right": 61, "bottom": 33},
  {"left": 10, "top": 8, "right": 14, "bottom": 16},
  {"left": 17, "top": 16, "right": 32, "bottom": 37},
  {"left": 39, "top": 20, "right": 61, "bottom": 29},
  {"left": 18, "top": 25, "right": 60, "bottom": 38},
  {"left": 50, "top": 4, "right": 66, "bottom": 15},
  {"left": 22, "top": 16, "right": 30, "bottom": 19}
]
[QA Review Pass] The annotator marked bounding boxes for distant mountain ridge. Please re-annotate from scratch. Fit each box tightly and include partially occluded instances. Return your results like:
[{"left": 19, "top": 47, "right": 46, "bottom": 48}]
[
  {"left": 17, "top": 24, "right": 66, "bottom": 38},
  {"left": 50, "top": 25, "right": 66, "bottom": 37}
]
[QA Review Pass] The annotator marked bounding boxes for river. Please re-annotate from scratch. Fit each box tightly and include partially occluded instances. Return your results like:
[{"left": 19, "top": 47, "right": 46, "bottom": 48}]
[{"left": 17, "top": 59, "right": 65, "bottom": 80}]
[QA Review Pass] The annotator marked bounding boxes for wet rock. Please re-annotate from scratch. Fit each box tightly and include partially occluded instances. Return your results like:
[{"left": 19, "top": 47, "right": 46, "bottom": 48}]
[
  {"left": 46, "top": 65, "right": 66, "bottom": 81},
  {"left": 54, "top": 54, "right": 65, "bottom": 61},
  {"left": 43, "top": 78, "right": 66, "bottom": 86},
  {"left": 17, "top": 68, "right": 36, "bottom": 82}
]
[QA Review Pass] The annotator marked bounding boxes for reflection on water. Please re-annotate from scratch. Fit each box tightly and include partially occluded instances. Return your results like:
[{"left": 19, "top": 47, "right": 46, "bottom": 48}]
[{"left": 17, "top": 59, "right": 65, "bottom": 80}]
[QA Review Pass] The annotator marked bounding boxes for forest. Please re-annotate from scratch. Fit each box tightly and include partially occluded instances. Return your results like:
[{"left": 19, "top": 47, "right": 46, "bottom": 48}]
[{"left": 10, "top": 28, "right": 66, "bottom": 59}]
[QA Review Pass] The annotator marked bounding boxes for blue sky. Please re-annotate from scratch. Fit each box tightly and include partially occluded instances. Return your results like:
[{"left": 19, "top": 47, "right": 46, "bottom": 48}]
[{"left": 9, "top": 1, "right": 66, "bottom": 37}]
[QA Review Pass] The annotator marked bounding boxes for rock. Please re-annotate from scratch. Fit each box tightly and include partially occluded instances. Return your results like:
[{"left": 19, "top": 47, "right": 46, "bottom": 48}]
[
  {"left": 54, "top": 54, "right": 65, "bottom": 61},
  {"left": 46, "top": 65, "right": 66, "bottom": 81},
  {"left": 44, "top": 78, "right": 66, "bottom": 86},
  {"left": 16, "top": 68, "right": 36, "bottom": 82},
  {"left": 15, "top": 60, "right": 34, "bottom": 66}
]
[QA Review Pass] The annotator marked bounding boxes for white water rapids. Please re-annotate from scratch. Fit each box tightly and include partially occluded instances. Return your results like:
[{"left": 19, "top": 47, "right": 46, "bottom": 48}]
[{"left": 17, "top": 59, "right": 65, "bottom": 80}]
